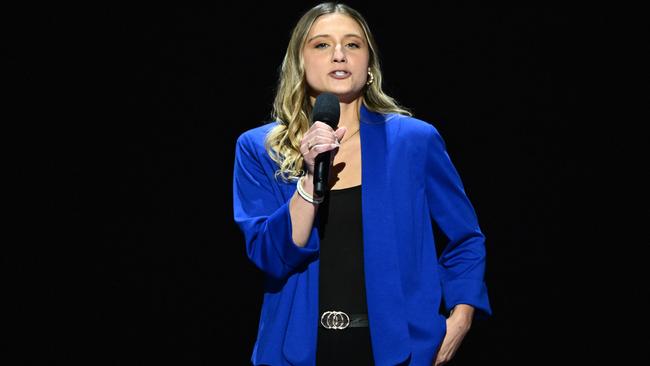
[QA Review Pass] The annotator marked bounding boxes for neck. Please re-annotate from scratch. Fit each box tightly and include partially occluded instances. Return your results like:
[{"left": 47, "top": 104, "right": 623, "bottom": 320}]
[{"left": 336, "top": 97, "right": 362, "bottom": 131}]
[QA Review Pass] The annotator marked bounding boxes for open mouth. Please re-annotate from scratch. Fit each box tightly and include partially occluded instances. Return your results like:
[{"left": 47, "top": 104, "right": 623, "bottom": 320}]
[{"left": 329, "top": 70, "right": 350, "bottom": 79}]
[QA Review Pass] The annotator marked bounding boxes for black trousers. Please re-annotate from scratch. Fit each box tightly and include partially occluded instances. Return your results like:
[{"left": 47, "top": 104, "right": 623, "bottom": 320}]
[{"left": 316, "top": 326, "right": 374, "bottom": 365}]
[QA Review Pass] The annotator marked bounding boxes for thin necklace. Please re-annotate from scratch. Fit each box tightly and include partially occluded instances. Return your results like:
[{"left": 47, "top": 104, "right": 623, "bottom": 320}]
[{"left": 340, "top": 128, "right": 360, "bottom": 144}]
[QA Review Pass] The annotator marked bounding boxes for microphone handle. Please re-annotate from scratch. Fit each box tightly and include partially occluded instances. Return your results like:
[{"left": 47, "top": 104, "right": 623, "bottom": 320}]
[{"left": 313, "top": 151, "right": 331, "bottom": 197}]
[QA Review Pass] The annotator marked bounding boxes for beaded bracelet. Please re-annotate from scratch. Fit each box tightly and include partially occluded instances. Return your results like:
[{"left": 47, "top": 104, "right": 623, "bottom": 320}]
[{"left": 296, "top": 175, "right": 324, "bottom": 204}]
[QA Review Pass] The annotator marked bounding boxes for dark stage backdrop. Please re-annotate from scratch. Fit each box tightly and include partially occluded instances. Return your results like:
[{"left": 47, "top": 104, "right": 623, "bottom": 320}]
[{"left": 21, "top": 1, "right": 645, "bottom": 365}]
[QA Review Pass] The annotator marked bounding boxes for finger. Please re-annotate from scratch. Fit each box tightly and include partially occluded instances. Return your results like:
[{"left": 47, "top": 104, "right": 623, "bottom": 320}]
[
  {"left": 310, "top": 143, "right": 339, "bottom": 156},
  {"left": 309, "top": 129, "right": 339, "bottom": 143},
  {"left": 313, "top": 134, "right": 340, "bottom": 146},
  {"left": 301, "top": 137, "right": 315, "bottom": 155},
  {"left": 300, "top": 138, "right": 312, "bottom": 154},
  {"left": 300, "top": 144, "right": 310, "bottom": 156},
  {"left": 312, "top": 121, "right": 336, "bottom": 132},
  {"left": 304, "top": 136, "right": 339, "bottom": 154},
  {"left": 308, "top": 122, "right": 335, "bottom": 138},
  {"left": 334, "top": 126, "right": 347, "bottom": 143}
]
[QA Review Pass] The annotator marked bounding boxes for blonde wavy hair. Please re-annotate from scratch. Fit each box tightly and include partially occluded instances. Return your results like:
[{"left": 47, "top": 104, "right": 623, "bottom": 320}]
[{"left": 266, "top": 2, "right": 411, "bottom": 182}]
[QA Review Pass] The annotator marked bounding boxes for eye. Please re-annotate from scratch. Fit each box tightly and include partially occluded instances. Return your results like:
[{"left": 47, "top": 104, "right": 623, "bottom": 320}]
[
  {"left": 315, "top": 43, "right": 329, "bottom": 49},
  {"left": 346, "top": 43, "right": 360, "bottom": 49}
]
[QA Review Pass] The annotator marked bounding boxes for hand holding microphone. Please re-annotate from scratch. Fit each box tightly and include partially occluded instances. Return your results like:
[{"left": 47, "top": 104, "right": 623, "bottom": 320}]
[
  {"left": 300, "top": 122, "right": 347, "bottom": 174},
  {"left": 299, "top": 93, "right": 345, "bottom": 198}
]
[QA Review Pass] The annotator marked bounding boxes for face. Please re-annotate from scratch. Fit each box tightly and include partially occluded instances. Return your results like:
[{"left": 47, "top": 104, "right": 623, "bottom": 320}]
[{"left": 302, "top": 13, "right": 370, "bottom": 103}]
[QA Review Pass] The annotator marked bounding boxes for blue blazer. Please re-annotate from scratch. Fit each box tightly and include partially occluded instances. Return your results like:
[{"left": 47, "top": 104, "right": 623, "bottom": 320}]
[{"left": 233, "top": 105, "right": 491, "bottom": 366}]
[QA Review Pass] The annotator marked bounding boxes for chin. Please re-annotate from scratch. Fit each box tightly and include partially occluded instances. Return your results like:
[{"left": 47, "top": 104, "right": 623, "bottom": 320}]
[
  {"left": 336, "top": 90, "right": 365, "bottom": 103},
  {"left": 337, "top": 93, "right": 363, "bottom": 104},
  {"left": 326, "top": 87, "right": 363, "bottom": 102}
]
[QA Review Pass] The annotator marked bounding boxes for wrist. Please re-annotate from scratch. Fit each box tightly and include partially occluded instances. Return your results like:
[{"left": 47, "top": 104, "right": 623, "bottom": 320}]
[
  {"left": 296, "top": 175, "right": 323, "bottom": 204},
  {"left": 301, "top": 173, "right": 314, "bottom": 189},
  {"left": 450, "top": 304, "right": 474, "bottom": 325}
]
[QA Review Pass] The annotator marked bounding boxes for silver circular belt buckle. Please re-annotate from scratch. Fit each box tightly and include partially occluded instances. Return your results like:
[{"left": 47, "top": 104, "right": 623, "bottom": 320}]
[{"left": 320, "top": 310, "right": 350, "bottom": 330}]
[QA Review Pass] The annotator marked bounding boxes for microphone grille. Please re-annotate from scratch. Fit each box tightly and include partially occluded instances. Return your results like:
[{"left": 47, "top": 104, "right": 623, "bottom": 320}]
[{"left": 312, "top": 92, "right": 340, "bottom": 127}]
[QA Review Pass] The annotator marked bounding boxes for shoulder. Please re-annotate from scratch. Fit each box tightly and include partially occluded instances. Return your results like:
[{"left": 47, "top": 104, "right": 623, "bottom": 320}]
[
  {"left": 235, "top": 122, "right": 277, "bottom": 152},
  {"left": 361, "top": 106, "right": 440, "bottom": 137},
  {"left": 384, "top": 113, "right": 442, "bottom": 139}
]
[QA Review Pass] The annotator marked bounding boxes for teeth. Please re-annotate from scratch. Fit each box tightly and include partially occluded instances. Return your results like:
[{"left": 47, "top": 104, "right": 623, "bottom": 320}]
[{"left": 334, "top": 71, "right": 348, "bottom": 76}]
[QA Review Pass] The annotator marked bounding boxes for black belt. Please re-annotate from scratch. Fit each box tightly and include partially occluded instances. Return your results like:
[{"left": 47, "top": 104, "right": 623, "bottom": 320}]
[{"left": 320, "top": 311, "right": 368, "bottom": 329}]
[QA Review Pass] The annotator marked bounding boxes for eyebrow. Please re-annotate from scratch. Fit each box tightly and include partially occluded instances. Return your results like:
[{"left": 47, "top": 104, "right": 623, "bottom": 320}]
[{"left": 307, "top": 33, "right": 365, "bottom": 43}]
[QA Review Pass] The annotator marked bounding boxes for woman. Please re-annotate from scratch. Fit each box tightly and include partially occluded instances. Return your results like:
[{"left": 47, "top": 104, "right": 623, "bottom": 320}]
[{"left": 233, "top": 3, "right": 491, "bottom": 365}]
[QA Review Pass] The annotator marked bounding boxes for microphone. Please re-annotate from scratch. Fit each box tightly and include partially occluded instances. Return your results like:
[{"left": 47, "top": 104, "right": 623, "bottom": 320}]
[{"left": 311, "top": 92, "right": 340, "bottom": 197}]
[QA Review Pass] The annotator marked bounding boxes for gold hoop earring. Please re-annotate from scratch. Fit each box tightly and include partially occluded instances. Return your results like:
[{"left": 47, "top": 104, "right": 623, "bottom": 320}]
[{"left": 366, "top": 70, "right": 374, "bottom": 86}]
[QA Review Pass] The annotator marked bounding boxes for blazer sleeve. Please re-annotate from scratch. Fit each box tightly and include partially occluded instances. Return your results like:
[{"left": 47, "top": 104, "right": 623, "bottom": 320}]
[
  {"left": 425, "top": 125, "right": 492, "bottom": 317},
  {"left": 232, "top": 132, "right": 319, "bottom": 280}
]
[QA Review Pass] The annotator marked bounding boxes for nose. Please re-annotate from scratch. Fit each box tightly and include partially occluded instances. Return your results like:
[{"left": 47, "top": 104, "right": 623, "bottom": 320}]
[{"left": 332, "top": 44, "right": 346, "bottom": 63}]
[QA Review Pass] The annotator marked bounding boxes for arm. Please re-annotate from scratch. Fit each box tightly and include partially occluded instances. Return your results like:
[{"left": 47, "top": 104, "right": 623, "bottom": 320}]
[
  {"left": 232, "top": 132, "right": 319, "bottom": 279},
  {"left": 425, "top": 126, "right": 492, "bottom": 317},
  {"left": 288, "top": 173, "right": 319, "bottom": 247},
  {"left": 434, "top": 304, "right": 475, "bottom": 366}
]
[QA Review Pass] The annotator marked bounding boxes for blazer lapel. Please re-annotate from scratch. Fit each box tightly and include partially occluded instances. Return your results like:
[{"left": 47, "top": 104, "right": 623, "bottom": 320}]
[{"left": 360, "top": 106, "right": 411, "bottom": 365}]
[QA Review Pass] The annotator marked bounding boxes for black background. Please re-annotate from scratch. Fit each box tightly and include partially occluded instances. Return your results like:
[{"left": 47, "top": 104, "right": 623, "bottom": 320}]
[{"left": 13, "top": 1, "right": 646, "bottom": 365}]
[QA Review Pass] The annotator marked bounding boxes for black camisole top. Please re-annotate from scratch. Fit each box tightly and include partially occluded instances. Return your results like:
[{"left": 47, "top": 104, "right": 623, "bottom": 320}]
[
  {"left": 317, "top": 184, "right": 367, "bottom": 317},
  {"left": 316, "top": 185, "right": 374, "bottom": 364}
]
